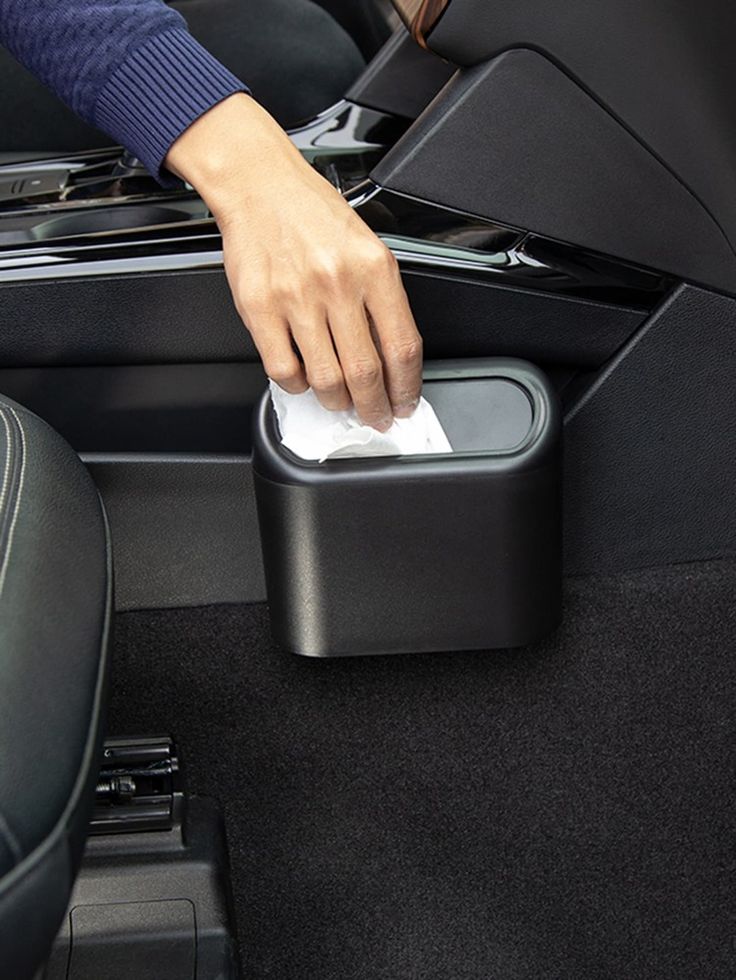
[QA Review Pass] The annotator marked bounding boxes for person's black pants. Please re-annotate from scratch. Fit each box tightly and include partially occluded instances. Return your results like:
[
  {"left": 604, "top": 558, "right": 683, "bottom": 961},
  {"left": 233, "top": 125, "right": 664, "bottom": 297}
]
[{"left": 0, "top": 0, "right": 366, "bottom": 155}]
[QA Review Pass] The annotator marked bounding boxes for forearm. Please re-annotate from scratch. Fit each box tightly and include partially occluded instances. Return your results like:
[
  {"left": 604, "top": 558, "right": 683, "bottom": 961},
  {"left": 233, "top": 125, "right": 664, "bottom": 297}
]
[
  {"left": 0, "top": 0, "right": 247, "bottom": 181},
  {"left": 165, "top": 93, "right": 423, "bottom": 428},
  {"left": 165, "top": 93, "right": 302, "bottom": 219},
  {"left": 0, "top": 1, "right": 424, "bottom": 425}
]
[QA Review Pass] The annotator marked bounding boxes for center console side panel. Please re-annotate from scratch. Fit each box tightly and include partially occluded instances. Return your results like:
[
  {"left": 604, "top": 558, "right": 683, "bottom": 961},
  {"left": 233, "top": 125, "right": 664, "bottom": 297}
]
[
  {"left": 0, "top": 264, "right": 644, "bottom": 370},
  {"left": 84, "top": 455, "right": 264, "bottom": 612},
  {"left": 371, "top": 50, "right": 736, "bottom": 293},
  {"left": 564, "top": 284, "right": 736, "bottom": 574},
  {"left": 0, "top": 270, "right": 253, "bottom": 366},
  {"left": 429, "top": 0, "right": 736, "bottom": 260},
  {"left": 347, "top": 29, "right": 456, "bottom": 120}
]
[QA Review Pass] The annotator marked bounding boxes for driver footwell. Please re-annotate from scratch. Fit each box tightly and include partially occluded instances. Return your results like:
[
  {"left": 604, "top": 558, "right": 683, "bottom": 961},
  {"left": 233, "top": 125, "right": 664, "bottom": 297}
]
[{"left": 109, "top": 560, "right": 736, "bottom": 979}]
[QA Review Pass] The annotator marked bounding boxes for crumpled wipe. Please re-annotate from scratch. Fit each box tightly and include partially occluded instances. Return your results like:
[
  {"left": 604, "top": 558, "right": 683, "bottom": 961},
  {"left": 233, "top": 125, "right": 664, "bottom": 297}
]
[{"left": 269, "top": 381, "right": 453, "bottom": 461}]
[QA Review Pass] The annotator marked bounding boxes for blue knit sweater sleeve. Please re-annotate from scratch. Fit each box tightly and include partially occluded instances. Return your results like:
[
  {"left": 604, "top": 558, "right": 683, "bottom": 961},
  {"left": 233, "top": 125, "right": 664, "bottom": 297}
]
[{"left": 0, "top": 0, "right": 248, "bottom": 182}]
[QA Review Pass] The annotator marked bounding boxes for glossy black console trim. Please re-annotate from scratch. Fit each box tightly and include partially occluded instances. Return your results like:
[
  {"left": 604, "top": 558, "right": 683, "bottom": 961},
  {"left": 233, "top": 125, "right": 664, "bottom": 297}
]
[
  {"left": 0, "top": 193, "right": 671, "bottom": 314},
  {"left": 352, "top": 185, "right": 674, "bottom": 307},
  {"left": 287, "top": 100, "right": 409, "bottom": 191},
  {"left": 0, "top": 134, "right": 673, "bottom": 309},
  {"left": 0, "top": 102, "right": 402, "bottom": 220}
]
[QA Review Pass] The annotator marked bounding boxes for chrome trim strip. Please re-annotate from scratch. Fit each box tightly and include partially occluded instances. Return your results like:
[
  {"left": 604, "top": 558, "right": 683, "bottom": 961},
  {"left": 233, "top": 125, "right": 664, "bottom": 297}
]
[{"left": 0, "top": 250, "right": 224, "bottom": 281}]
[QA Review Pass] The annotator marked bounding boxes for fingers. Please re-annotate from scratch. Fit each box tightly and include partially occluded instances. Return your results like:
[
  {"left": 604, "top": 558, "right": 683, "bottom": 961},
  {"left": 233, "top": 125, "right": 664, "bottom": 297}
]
[
  {"left": 364, "top": 247, "right": 423, "bottom": 418},
  {"left": 225, "top": 227, "right": 422, "bottom": 429},
  {"left": 246, "top": 312, "right": 308, "bottom": 394},
  {"left": 289, "top": 315, "right": 351, "bottom": 412},
  {"left": 328, "top": 304, "right": 393, "bottom": 431}
]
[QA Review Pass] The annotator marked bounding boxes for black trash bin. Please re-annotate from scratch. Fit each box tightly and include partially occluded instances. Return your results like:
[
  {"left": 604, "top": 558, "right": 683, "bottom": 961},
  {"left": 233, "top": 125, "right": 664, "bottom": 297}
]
[{"left": 253, "top": 358, "right": 562, "bottom": 657}]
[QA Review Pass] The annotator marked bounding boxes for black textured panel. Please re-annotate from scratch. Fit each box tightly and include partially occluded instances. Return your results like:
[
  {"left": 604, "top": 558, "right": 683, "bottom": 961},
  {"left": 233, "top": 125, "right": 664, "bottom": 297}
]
[
  {"left": 347, "top": 30, "right": 455, "bottom": 119},
  {"left": 0, "top": 363, "right": 264, "bottom": 454},
  {"left": 372, "top": 51, "right": 736, "bottom": 293},
  {"left": 403, "top": 268, "right": 645, "bottom": 368},
  {"left": 0, "top": 264, "right": 644, "bottom": 371},
  {"left": 429, "top": 0, "right": 736, "bottom": 258},
  {"left": 86, "top": 456, "right": 265, "bottom": 611},
  {"left": 564, "top": 284, "right": 736, "bottom": 573},
  {"left": 0, "top": 269, "right": 255, "bottom": 366}
]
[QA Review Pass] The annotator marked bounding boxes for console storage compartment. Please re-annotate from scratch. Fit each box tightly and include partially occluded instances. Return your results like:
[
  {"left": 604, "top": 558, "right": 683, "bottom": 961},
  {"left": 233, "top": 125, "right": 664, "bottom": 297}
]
[{"left": 253, "top": 358, "right": 562, "bottom": 657}]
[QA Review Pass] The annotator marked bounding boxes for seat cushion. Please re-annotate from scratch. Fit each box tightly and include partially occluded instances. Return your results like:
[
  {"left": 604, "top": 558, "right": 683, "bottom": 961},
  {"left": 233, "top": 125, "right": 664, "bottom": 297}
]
[{"left": 0, "top": 396, "right": 111, "bottom": 980}]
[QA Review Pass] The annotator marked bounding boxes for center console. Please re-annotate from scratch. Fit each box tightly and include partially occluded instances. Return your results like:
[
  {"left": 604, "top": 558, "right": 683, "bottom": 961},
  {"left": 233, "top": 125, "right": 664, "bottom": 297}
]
[
  {"left": 0, "top": 98, "right": 404, "bottom": 244},
  {"left": 0, "top": 15, "right": 731, "bottom": 613}
]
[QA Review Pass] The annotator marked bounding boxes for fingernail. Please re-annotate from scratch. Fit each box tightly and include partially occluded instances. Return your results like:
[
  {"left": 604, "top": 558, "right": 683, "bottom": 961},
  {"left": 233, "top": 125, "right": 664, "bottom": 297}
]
[
  {"left": 374, "top": 416, "right": 393, "bottom": 433},
  {"left": 393, "top": 400, "right": 419, "bottom": 419}
]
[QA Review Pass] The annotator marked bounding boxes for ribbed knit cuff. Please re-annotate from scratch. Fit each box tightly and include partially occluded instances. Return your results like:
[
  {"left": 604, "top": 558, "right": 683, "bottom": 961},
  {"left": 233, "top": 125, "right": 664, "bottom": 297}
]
[{"left": 94, "top": 29, "right": 248, "bottom": 186}]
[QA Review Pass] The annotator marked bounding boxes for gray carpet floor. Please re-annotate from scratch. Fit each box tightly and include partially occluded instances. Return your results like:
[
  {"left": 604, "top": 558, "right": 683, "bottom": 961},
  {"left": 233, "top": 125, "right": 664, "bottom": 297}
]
[{"left": 109, "top": 561, "right": 736, "bottom": 979}]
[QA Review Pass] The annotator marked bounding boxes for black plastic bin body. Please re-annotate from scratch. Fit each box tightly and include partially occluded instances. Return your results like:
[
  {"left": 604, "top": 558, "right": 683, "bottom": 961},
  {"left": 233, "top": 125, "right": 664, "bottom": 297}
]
[{"left": 253, "top": 359, "right": 562, "bottom": 657}]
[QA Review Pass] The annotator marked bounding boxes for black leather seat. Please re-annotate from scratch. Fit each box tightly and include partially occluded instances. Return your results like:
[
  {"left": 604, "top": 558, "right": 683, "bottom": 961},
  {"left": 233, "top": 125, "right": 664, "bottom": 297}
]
[{"left": 0, "top": 397, "right": 111, "bottom": 980}]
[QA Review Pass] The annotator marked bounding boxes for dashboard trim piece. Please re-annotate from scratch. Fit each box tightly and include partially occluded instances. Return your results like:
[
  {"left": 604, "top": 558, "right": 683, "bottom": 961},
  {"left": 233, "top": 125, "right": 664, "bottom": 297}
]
[
  {"left": 0, "top": 145, "right": 673, "bottom": 309},
  {"left": 392, "top": 0, "right": 453, "bottom": 48}
]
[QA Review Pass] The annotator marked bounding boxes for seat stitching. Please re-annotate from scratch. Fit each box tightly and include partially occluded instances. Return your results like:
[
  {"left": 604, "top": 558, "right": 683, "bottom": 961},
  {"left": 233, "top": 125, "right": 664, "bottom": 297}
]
[
  {"left": 0, "top": 806, "right": 22, "bottom": 865},
  {"left": 0, "top": 407, "right": 26, "bottom": 600},
  {"left": 0, "top": 407, "right": 25, "bottom": 868},
  {"left": 0, "top": 409, "right": 11, "bottom": 521}
]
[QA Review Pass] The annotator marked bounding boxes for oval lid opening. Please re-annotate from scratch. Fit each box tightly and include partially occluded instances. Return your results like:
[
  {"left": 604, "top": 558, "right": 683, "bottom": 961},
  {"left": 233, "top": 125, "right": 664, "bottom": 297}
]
[{"left": 423, "top": 377, "right": 534, "bottom": 453}]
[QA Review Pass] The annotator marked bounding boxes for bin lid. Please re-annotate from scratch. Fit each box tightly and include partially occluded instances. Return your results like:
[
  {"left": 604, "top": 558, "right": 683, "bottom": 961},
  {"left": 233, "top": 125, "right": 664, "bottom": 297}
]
[{"left": 423, "top": 377, "right": 534, "bottom": 453}]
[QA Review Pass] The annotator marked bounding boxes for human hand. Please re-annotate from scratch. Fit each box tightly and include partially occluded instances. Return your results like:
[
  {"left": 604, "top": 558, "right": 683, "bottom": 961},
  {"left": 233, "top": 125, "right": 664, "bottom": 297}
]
[{"left": 165, "top": 93, "right": 423, "bottom": 430}]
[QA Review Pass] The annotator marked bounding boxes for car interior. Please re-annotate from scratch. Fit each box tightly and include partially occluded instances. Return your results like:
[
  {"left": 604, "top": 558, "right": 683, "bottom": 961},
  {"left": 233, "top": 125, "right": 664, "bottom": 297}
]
[{"left": 0, "top": 1, "right": 733, "bottom": 977}]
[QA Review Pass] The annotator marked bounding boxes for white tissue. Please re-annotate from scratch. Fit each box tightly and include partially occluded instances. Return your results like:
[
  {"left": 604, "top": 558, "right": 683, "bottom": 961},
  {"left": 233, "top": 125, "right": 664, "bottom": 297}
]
[{"left": 269, "top": 381, "right": 453, "bottom": 461}]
